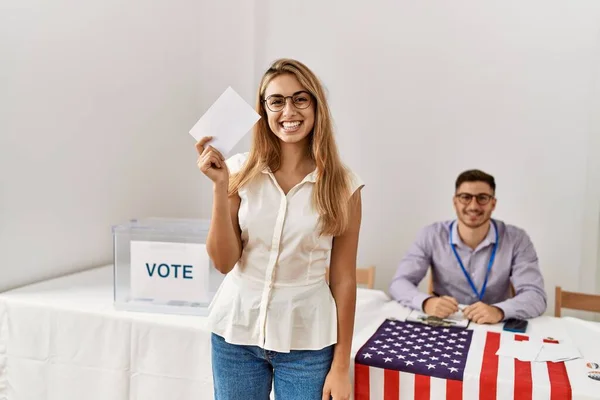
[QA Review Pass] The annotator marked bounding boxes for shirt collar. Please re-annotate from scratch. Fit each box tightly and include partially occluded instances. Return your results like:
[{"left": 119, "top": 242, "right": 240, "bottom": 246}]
[
  {"left": 261, "top": 167, "right": 318, "bottom": 183},
  {"left": 451, "top": 219, "right": 497, "bottom": 248}
]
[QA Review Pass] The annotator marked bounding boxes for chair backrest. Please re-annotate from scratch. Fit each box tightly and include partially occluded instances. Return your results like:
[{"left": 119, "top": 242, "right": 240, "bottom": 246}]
[
  {"left": 428, "top": 269, "right": 515, "bottom": 297},
  {"left": 554, "top": 286, "right": 600, "bottom": 317},
  {"left": 325, "top": 266, "right": 376, "bottom": 289}
]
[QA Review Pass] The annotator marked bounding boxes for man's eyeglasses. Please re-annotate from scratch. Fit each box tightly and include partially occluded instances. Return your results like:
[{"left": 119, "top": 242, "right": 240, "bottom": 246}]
[
  {"left": 455, "top": 193, "right": 494, "bottom": 205},
  {"left": 263, "top": 91, "right": 312, "bottom": 112}
]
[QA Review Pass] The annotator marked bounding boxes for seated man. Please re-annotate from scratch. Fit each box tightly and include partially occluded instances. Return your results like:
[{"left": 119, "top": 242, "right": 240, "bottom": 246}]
[{"left": 389, "top": 169, "right": 547, "bottom": 324}]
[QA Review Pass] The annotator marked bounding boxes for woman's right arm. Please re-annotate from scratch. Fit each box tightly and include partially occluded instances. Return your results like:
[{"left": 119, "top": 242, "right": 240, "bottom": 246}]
[
  {"left": 206, "top": 182, "right": 242, "bottom": 274},
  {"left": 196, "top": 136, "right": 242, "bottom": 274}
]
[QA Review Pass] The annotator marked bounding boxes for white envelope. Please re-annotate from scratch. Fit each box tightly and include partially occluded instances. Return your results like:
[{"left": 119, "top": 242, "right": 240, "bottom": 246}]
[{"left": 189, "top": 86, "right": 261, "bottom": 156}]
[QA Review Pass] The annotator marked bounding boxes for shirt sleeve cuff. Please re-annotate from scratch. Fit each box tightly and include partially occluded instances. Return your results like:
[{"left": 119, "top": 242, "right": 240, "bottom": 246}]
[
  {"left": 413, "top": 292, "right": 433, "bottom": 313},
  {"left": 492, "top": 301, "right": 512, "bottom": 321}
]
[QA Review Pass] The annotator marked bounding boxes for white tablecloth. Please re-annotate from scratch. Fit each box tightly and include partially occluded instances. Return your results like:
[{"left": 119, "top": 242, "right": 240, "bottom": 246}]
[{"left": 1, "top": 266, "right": 599, "bottom": 399}]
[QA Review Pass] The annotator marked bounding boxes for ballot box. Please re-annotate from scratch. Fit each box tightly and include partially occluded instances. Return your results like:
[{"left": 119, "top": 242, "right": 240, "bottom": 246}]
[{"left": 112, "top": 217, "right": 223, "bottom": 316}]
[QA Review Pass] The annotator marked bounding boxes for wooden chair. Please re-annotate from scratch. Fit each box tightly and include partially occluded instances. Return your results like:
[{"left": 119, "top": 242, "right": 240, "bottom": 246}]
[
  {"left": 428, "top": 269, "right": 515, "bottom": 297},
  {"left": 325, "top": 265, "right": 376, "bottom": 289},
  {"left": 554, "top": 286, "right": 600, "bottom": 317}
]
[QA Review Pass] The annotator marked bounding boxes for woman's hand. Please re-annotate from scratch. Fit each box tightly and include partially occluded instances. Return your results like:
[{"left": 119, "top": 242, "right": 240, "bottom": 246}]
[
  {"left": 322, "top": 366, "right": 351, "bottom": 400},
  {"left": 195, "top": 136, "right": 228, "bottom": 185}
]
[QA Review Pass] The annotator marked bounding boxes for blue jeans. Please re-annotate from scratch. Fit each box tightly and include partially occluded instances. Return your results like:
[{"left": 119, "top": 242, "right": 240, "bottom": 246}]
[{"left": 211, "top": 333, "right": 333, "bottom": 399}]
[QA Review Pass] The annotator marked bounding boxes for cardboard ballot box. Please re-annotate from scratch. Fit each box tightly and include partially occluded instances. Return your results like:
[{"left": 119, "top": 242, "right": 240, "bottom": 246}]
[{"left": 112, "top": 217, "right": 223, "bottom": 316}]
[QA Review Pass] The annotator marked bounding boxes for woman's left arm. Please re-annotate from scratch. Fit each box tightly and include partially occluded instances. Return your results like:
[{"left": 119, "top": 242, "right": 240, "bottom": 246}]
[{"left": 322, "top": 189, "right": 362, "bottom": 400}]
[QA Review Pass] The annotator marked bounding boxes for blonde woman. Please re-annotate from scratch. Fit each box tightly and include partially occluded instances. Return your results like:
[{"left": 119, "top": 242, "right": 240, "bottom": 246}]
[{"left": 196, "top": 59, "right": 364, "bottom": 400}]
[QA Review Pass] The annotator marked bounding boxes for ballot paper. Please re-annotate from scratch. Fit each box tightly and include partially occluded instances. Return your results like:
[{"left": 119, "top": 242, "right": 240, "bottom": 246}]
[
  {"left": 496, "top": 339, "right": 582, "bottom": 362},
  {"left": 189, "top": 86, "right": 260, "bottom": 156},
  {"left": 496, "top": 340, "right": 544, "bottom": 362}
]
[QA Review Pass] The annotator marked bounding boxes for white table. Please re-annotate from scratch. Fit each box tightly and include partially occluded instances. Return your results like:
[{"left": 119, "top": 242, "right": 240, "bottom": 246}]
[{"left": 1, "top": 266, "right": 599, "bottom": 400}]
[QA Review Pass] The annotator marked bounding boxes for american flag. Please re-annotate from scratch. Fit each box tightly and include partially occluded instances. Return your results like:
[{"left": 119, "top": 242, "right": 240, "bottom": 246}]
[{"left": 354, "top": 319, "right": 572, "bottom": 400}]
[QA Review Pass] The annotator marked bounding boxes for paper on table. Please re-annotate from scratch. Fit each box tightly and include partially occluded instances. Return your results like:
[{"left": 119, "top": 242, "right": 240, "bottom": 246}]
[
  {"left": 496, "top": 340, "right": 543, "bottom": 362},
  {"left": 189, "top": 86, "right": 261, "bottom": 157},
  {"left": 535, "top": 342, "right": 582, "bottom": 362}
]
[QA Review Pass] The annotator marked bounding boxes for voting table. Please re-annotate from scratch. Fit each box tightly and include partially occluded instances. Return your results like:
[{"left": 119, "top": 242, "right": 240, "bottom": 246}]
[{"left": 1, "top": 266, "right": 599, "bottom": 400}]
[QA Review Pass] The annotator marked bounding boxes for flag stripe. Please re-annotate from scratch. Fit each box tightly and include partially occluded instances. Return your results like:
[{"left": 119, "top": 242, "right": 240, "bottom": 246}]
[
  {"left": 414, "top": 374, "right": 430, "bottom": 400},
  {"left": 400, "top": 371, "right": 415, "bottom": 399},
  {"left": 446, "top": 379, "right": 463, "bottom": 400},
  {"left": 479, "top": 331, "right": 500, "bottom": 400},
  {"left": 355, "top": 363, "right": 370, "bottom": 400},
  {"left": 384, "top": 369, "right": 399, "bottom": 400},
  {"left": 543, "top": 338, "right": 572, "bottom": 400},
  {"left": 497, "top": 333, "right": 516, "bottom": 400},
  {"left": 513, "top": 334, "right": 533, "bottom": 400},
  {"left": 370, "top": 367, "right": 385, "bottom": 400}
]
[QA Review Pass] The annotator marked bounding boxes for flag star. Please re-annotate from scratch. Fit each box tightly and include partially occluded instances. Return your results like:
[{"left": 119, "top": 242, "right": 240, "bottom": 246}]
[
  {"left": 425, "top": 344, "right": 433, "bottom": 348},
  {"left": 428, "top": 337, "right": 436, "bottom": 341},
  {"left": 459, "top": 338, "right": 467, "bottom": 342},
  {"left": 410, "top": 334, "right": 418, "bottom": 338},
  {"left": 414, "top": 346, "right": 422, "bottom": 350},
  {"left": 384, "top": 357, "right": 393, "bottom": 363},
  {"left": 389, "top": 321, "right": 396, "bottom": 326},
  {"left": 362, "top": 353, "right": 372, "bottom": 358},
  {"left": 417, "top": 339, "right": 425, "bottom": 343},
  {"left": 397, "top": 355, "right": 405, "bottom": 359},
  {"left": 421, "top": 351, "right": 430, "bottom": 355},
  {"left": 417, "top": 359, "right": 426, "bottom": 363},
  {"left": 443, "top": 329, "right": 450, "bottom": 332},
  {"left": 445, "top": 346, "right": 453, "bottom": 350},
  {"left": 457, "top": 345, "right": 465, "bottom": 349},
  {"left": 386, "top": 338, "right": 394, "bottom": 342},
  {"left": 414, "top": 327, "right": 421, "bottom": 331},
  {"left": 421, "top": 332, "right": 429, "bottom": 336},
  {"left": 391, "top": 332, "right": 399, "bottom": 336},
  {"left": 401, "top": 348, "right": 410, "bottom": 352},
  {"left": 410, "top": 353, "right": 418, "bottom": 357},
  {"left": 454, "top": 351, "right": 462, "bottom": 356},
  {"left": 369, "top": 347, "right": 377, "bottom": 350},
  {"left": 403, "top": 330, "right": 410, "bottom": 333},
  {"left": 377, "top": 351, "right": 385, "bottom": 355},
  {"left": 406, "top": 324, "right": 413, "bottom": 327},
  {"left": 452, "top": 360, "right": 461, "bottom": 364},
  {"left": 374, "top": 340, "right": 382, "bottom": 344},
  {"left": 406, "top": 361, "right": 414, "bottom": 366},
  {"left": 439, "top": 335, "right": 447, "bottom": 339},
  {"left": 426, "top": 364, "right": 436, "bottom": 369},
  {"left": 393, "top": 343, "right": 402, "bottom": 347},
  {"left": 430, "top": 356, "right": 439, "bottom": 361},
  {"left": 385, "top": 328, "right": 392, "bottom": 332},
  {"left": 443, "top": 354, "right": 451, "bottom": 358},
  {"left": 431, "top": 330, "right": 439, "bottom": 335},
  {"left": 389, "top": 350, "right": 398, "bottom": 354},
  {"left": 460, "top": 331, "right": 468, "bottom": 335},
  {"left": 448, "top": 340, "right": 456, "bottom": 344},
  {"left": 450, "top": 333, "right": 458, "bottom": 337},
  {"left": 449, "top": 367, "right": 459, "bottom": 373},
  {"left": 382, "top": 345, "right": 390, "bottom": 349},
  {"left": 398, "top": 336, "right": 406, "bottom": 341},
  {"left": 424, "top": 326, "right": 432, "bottom": 330},
  {"left": 441, "top": 362, "right": 448, "bottom": 366},
  {"left": 433, "top": 348, "right": 442, "bottom": 352},
  {"left": 406, "top": 341, "right": 414, "bottom": 345}
]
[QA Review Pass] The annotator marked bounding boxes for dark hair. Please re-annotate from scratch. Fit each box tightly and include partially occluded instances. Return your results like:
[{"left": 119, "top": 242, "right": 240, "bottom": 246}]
[{"left": 455, "top": 169, "right": 496, "bottom": 193}]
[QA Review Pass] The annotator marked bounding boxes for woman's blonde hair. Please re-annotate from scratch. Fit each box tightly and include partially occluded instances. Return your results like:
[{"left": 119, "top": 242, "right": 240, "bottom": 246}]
[{"left": 228, "top": 58, "right": 352, "bottom": 236}]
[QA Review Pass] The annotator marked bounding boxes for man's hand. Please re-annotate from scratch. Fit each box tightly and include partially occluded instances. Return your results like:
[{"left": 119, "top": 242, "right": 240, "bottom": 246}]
[
  {"left": 423, "top": 296, "right": 459, "bottom": 318},
  {"left": 463, "top": 302, "right": 504, "bottom": 324}
]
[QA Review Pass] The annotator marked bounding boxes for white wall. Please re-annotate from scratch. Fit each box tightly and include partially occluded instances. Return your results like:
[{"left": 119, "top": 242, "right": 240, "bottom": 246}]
[
  {"left": 255, "top": 0, "right": 600, "bottom": 314},
  {"left": 0, "top": 0, "right": 255, "bottom": 292},
  {"left": 2, "top": 0, "right": 599, "bottom": 320}
]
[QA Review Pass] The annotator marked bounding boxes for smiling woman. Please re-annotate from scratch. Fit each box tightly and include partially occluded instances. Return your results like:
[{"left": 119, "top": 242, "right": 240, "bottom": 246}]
[{"left": 194, "top": 58, "right": 365, "bottom": 400}]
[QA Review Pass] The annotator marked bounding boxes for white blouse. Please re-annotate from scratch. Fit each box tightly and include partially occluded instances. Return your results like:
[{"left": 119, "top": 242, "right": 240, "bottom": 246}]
[{"left": 207, "top": 152, "right": 364, "bottom": 353}]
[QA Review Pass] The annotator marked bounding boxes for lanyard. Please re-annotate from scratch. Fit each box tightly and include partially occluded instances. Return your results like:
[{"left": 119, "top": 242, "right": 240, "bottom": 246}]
[{"left": 449, "top": 219, "right": 499, "bottom": 301}]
